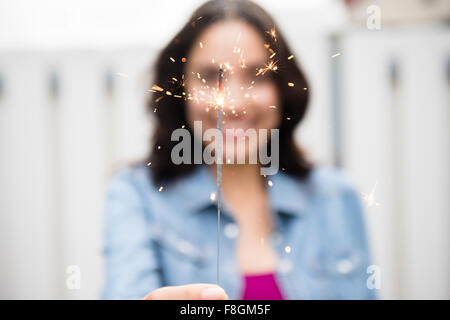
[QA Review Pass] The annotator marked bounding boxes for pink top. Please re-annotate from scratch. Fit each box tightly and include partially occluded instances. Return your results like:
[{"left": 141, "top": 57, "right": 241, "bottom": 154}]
[{"left": 240, "top": 272, "right": 284, "bottom": 300}]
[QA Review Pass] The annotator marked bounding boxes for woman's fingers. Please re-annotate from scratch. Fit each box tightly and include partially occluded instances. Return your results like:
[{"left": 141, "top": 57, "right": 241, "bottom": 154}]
[{"left": 143, "top": 283, "right": 229, "bottom": 300}]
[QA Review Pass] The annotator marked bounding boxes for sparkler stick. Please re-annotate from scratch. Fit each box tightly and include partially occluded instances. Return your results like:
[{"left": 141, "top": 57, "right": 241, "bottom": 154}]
[{"left": 216, "top": 67, "right": 224, "bottom": 286}]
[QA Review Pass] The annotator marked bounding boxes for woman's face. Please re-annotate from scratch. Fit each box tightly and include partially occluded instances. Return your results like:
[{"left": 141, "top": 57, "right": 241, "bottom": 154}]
[{"left": 185, "top": 19, "right": 281, "bottom": 162}]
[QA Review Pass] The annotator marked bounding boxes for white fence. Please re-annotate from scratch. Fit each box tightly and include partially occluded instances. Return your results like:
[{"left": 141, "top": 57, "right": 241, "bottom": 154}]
[{"left": 0, "top": 27, "right": 448, "bottom": 299}]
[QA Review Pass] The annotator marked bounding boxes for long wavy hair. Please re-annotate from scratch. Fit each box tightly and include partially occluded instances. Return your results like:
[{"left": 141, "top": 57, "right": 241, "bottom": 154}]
[{"left": 146, "top": 0, "right": 312, "bottom": 186}]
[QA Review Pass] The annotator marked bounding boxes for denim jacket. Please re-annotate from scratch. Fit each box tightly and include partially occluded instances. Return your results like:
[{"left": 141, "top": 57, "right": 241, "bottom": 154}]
[{"left": 101, "top": 164, "right": 376, "bottom": 299}]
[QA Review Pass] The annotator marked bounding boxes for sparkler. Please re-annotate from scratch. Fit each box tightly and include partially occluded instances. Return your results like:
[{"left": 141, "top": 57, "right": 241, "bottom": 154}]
[{"left": 216, "top": 67, "right": 224, "bottom": 286}]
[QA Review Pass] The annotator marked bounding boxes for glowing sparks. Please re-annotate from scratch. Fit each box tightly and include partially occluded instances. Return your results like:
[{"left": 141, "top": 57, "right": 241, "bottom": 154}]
[
  {"left": 266, "top": 27, "right": 277, "bottom": 42},
  {"left": 150, "top": 29, "right": 305, "bottom": 139},
  {"left": 256, "top": 60, "right": 278, "bottom": 76},
  {"left": 267, "top": 180, "right": 273, "bottom": 187},
  {"left": 158, "top": 186, "right": 164, "bottom": 192},
  {"left": 210, "top": 192, "right": 216, "bottom": 201},
  {"left": 285, "top": 245, "right": 291, "bottom": 254},
  {"left": 146, "top": 162, "right": 152, "bottom": 166},
  {"left": 223, "top": 62, "right": 233, "bottom": 72},
  {"left": 152, "top": 84, "right": 164, "bottom": 92},
  {"left": 332, "top": 53, "right": 341, "bottom": 58},
  {"left": 215, "top": 95, "right": 224, "bottom": 107},
  {"left": 362, "top": 182, "right": 381, "bottom": 207}
]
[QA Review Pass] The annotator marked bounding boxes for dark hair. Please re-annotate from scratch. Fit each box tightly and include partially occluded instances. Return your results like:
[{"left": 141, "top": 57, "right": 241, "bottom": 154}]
[{"left": 146, "top": 0, "right": 312, "bottom": 186}]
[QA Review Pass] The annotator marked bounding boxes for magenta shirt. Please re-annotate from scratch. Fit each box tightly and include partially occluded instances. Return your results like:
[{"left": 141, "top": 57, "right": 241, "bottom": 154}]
[{"left": 240, "top": 272, "right": 284, "bottom": 300}]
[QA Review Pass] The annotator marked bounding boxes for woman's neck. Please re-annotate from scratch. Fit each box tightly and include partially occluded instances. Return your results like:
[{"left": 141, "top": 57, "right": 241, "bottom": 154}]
[{"left": 209, "top": 164, "right": 269, "bottom": 223}]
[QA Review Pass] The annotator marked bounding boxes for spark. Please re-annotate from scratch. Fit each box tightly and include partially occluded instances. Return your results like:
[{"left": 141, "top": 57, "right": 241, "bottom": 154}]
[
  {"left": 288, "top": 82, "right": 295, "bottom": 87},
  {"left": 288, "top": 55, "right": 294, "bottom": 60},
  {"left": 210, "top": 192, "right": 216, "bottom": 201},
  {"left": 169, "top": 57, "right": 175, "bottom": 63},
  {"left": 158, "top": 186, "right": 164, "bottom": 192},
  {"left": 151, "top": 85, "right": 164, "bottom": 92},
  {"left": 362, "top": 182, "right": 381, "bottom": 207},
  {"left": 266, "top": 27, "right": 277, "bottom": 42},
  {"left": 267, "top": 180, "right": 273, "bottom": 187},
  {"left": 268, "top": 105, "right": 277, "bottom": 109},
  {"left": 199, "top": 41, "right": 203, "bottom": 49},
  {"left": 146, "top": 162, "right": 152, "bottom": 166},
  {"left": 181, "top": 57, "right": 187, "bottom": 63},
  {"left": 223, "top": 62, "right": 233, "bottom": 71},
  {"left": 332, "top": 53, "right": 341, "bottom": 58},
  {"left": 256, "top": 60, "right": 278, "bottom": 76},
  {"left": 215, "top": 96, "right": 224, "bottom": 107},
  {"left": 285, "top": 246, "right": 291, "bottom": 254},
  {"left": 236, "top": 32, "right": 242, "bottom": 44}
]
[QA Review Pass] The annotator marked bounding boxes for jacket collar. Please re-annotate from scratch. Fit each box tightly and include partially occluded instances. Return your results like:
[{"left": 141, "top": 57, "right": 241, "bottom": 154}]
[{"left": 166, "top": 165, "right": 310, "bottom": 217}]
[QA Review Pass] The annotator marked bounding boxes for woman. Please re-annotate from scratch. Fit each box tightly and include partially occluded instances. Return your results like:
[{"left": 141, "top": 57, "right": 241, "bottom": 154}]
[{"left": 101, "top": 0, "right": 375, "bottom": 300}]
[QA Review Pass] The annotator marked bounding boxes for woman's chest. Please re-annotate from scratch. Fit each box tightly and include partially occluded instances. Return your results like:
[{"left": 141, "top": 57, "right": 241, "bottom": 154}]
[{"left": 149, "top": 206, "right": 367, "bottom": 299}]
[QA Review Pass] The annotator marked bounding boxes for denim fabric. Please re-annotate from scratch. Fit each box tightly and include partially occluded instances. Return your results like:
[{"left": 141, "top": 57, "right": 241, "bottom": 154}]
[{"left": 101, "top": 164, "right": 377, "bottom": 299}]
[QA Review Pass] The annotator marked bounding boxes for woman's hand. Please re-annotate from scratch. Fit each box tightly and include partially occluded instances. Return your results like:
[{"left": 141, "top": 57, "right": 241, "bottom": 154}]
[{"left": 143, "top": 283, "right": 229, "bottom": 300}]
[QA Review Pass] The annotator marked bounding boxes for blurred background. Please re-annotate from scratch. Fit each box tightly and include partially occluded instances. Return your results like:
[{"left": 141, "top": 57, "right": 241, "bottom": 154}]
[{"left": 0, "top": 0, "right": 449, "bottom": 299}]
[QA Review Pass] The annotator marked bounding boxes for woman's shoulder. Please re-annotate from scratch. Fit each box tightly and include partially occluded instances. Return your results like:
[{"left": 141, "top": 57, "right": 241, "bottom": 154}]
[
  {"left": 107, "top": 163, "right": 152, "bottom": 189},
  {"left": 104, "top": 163, "right": 160, "bottom": 205}
]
